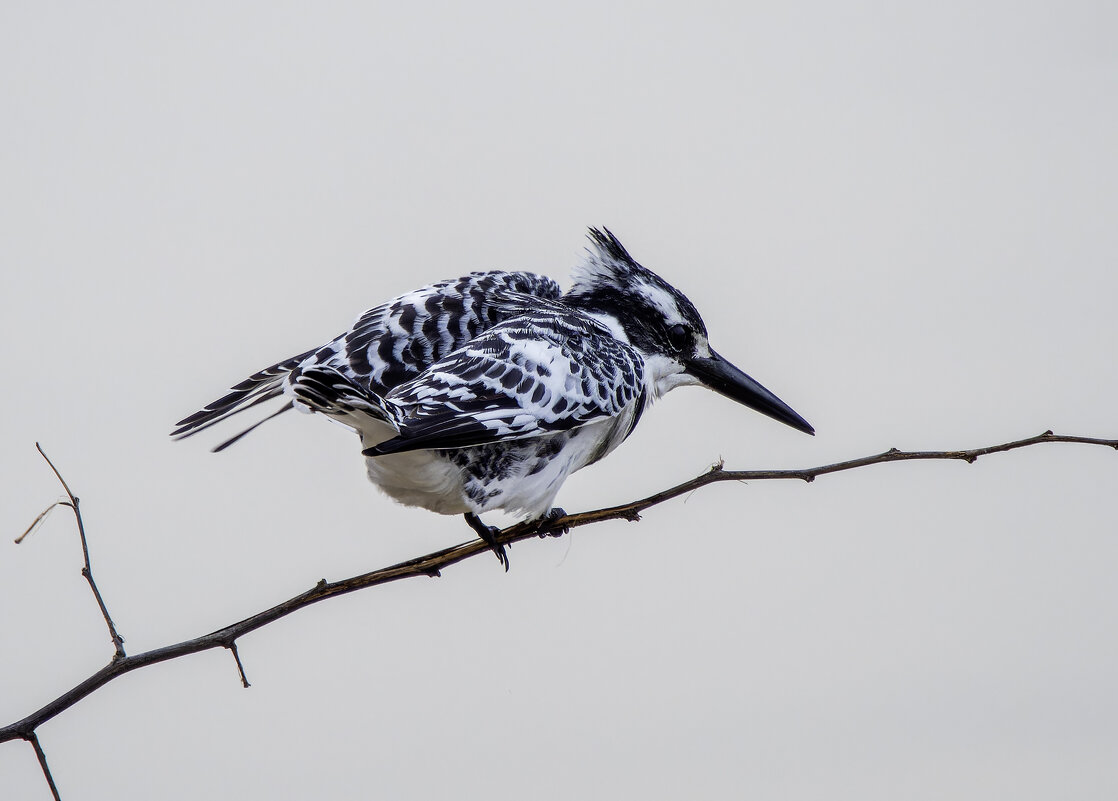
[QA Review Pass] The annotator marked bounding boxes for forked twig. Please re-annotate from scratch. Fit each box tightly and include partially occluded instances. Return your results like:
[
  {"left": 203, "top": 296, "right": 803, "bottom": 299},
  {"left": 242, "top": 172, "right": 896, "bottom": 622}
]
[{"left": 18, "top": 444, "right": 126, "bottom": 660}]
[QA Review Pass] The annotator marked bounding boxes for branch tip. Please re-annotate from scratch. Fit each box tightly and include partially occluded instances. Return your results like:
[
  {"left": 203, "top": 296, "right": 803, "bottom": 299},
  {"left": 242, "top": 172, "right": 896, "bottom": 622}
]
[{"left": 15, "top": 501, "right": 67, "bottom": 544}]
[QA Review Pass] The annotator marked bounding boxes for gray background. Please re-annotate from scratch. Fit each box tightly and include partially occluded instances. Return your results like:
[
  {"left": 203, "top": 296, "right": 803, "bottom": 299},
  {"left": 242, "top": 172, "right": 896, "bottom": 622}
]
[{"left": 2, "top": 2, "right": 1116, "bottom": 799}]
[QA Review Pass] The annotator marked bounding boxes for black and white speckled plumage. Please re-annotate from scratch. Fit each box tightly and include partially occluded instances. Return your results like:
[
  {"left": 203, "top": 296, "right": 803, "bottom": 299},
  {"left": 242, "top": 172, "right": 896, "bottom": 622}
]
[
  {"left": 172, "top": 271, "right": 562, "bottom": 443},
  {"left": 174, "top": 228, "right": 813, "bottom": 523}
]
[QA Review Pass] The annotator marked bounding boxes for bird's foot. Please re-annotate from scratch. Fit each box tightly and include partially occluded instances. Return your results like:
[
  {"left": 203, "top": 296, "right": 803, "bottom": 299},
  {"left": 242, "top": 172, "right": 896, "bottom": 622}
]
[
  {"left": 536, "top": 507, "right": 569, "bottom": 538},
  {"left": 464, "top": 513, "right": 510, "bottom": 572}
]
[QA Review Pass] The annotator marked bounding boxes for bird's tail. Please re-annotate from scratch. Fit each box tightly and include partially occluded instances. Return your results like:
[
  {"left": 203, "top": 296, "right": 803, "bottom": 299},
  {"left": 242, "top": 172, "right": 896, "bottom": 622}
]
[
  {"left": 288, "top": 364, "right": 400, "bottom": 430},
  {"left": 171, "top": 348, "right": 317, "bottom": 450}
]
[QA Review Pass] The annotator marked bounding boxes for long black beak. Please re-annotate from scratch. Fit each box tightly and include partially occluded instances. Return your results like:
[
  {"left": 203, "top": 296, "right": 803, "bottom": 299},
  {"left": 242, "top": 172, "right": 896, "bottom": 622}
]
[{"left": 686, "top": 349, "right": 815, "bottom": 435}]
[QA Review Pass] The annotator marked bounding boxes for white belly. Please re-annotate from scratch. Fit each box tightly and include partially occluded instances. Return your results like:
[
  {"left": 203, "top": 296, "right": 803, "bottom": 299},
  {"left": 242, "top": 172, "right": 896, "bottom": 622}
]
[
  {"left": 358, "top": 422, "right": 473, "bottom": 515},
  {"left": 355, "top": 403, "right": 640, "bottom": 520}
]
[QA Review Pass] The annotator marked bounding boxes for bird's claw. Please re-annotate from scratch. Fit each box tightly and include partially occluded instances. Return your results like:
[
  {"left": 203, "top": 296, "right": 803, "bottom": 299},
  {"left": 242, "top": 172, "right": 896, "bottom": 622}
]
[
  {"left": 464, "top": 513, "right": 510, "bottom": 571},
  {"left": 536, "top": 507, "right": 569, "bottom": 538}
]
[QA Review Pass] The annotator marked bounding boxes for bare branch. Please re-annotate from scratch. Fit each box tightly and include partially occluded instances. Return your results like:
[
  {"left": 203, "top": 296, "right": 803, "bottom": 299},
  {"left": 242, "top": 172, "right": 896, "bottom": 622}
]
[
  {"left": 544, "top": 430, "right": 1118, "bottom": 531},
  {"left": 26, "top": 444, "right": 127, "bottom": 660},
  {"left": 26, "top": 732, "right": 61, "bottom": 801},
  {"left": 2, "top": 429, "right": 1114, "bottom": 768}
]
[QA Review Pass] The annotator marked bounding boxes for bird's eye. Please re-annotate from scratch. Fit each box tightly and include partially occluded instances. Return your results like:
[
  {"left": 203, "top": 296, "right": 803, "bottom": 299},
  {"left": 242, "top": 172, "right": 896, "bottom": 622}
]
[{"left": 667, "top": 324, "right": 689, "bottom": 352}]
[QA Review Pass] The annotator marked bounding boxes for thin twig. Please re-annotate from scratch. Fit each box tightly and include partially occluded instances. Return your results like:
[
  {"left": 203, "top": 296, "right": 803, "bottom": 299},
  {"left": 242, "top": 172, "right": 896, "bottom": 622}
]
[
  {"left": 26, "top": 732, "right": 61, "bottom": 801},
  {"left": 32, "top": 444, "right": 126, "bottom": 660},
  {"left": 15, "top": 501, "right": 68, "bottom": 545},
  {"left": 227, "top": 641, "right": 251, "bottom": 688},
  {"left": 2, "top": 430, "right": 1114, "bottom": 752}
]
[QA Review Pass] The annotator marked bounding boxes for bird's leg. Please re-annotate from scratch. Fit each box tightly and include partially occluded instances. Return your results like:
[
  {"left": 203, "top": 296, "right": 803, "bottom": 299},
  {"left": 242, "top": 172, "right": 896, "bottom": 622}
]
[
  {"left": 464, "top": 513, "right": 510, "bottom": 572},
  {"left": 535, "top": 507, "right": 569, "bottom": 538}
]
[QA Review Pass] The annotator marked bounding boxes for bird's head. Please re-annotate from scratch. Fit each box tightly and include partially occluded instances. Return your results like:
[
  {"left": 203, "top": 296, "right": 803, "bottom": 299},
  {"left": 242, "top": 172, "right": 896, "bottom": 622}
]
[{"left": 565, "top": 228, "right": 814, "bottom": 436}]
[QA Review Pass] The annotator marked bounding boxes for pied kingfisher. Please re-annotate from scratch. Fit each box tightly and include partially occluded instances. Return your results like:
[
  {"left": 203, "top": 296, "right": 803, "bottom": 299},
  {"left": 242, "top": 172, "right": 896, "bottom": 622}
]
[{"left": 173, "top": 229, "right": 813, "bottom": 568}]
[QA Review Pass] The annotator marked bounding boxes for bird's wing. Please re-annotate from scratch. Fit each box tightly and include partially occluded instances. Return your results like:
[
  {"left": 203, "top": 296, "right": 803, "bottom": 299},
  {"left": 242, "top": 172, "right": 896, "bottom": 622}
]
[
  {"left": 172, "top": 271, "right": 562, "bottom": 444},
  {"left": 340, "top": 271, "right": 564, "bottom": 395},
  {"left": 365, "top": 310, "right": 646, "bottom": 455}
]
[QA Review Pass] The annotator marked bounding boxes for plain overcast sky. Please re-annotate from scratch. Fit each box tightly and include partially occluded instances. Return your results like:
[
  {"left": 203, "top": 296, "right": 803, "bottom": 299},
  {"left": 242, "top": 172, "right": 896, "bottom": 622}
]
[{"left": 2, "top": 2, "right": 1116, "bottom": 799}]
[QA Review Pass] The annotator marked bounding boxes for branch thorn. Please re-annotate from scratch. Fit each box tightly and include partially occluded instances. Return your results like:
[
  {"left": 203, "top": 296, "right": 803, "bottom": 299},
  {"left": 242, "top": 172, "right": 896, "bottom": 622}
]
[{"left": 227, "top": 641, "right": 251, "bottom": 688}]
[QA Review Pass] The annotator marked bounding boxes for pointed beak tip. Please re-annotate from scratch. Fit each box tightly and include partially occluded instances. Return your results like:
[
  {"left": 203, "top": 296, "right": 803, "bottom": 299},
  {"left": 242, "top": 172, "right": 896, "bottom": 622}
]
[
  {"left": 782, "top": 412, "right": 815, "bottom": 437},
  {"left": 790, "top": 412, "right": 815, "bottom": 436},
  {"left": 687, "top": 352, "right": 815, "bottom": 438}
]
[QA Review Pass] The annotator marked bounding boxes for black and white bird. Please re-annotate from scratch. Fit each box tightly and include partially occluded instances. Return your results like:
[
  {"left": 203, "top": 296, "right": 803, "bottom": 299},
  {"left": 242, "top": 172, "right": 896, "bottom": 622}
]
[{"left": 173, "top": 229, "right": 813, "bottom": 568}]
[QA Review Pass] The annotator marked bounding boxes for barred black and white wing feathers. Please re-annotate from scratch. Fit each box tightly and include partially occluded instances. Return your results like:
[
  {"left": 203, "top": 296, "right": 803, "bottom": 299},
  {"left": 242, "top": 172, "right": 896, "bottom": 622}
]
[
  {"left": 171, "top": 271, "right": 562, "bottom": 446},
  {"left": 366, "top": 309, "right": 645, "bottom": 455},
  {"left": 340, "top": 271, "right": 562, "bottom": 396},
  {"left": 288, "top": 364, "right": 397, "bottom": 423}
]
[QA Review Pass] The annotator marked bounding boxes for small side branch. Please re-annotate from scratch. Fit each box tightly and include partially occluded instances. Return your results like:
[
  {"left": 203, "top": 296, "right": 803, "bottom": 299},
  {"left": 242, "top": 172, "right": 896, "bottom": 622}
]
[
  {"left": 24, "top": 444, "right": 126, "bottom": 660},
  {"left": 26, "top": 732, "right": 61, "bottom": 801},
  {"left": 227, "top": 641, "right": 251, "bottom": 688}
]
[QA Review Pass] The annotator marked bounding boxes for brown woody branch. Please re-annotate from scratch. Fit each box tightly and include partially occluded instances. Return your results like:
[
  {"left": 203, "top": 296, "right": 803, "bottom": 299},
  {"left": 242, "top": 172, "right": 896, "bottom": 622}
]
[{"left": 3, "top": 430, "right": 1115, "bottom": 789}]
